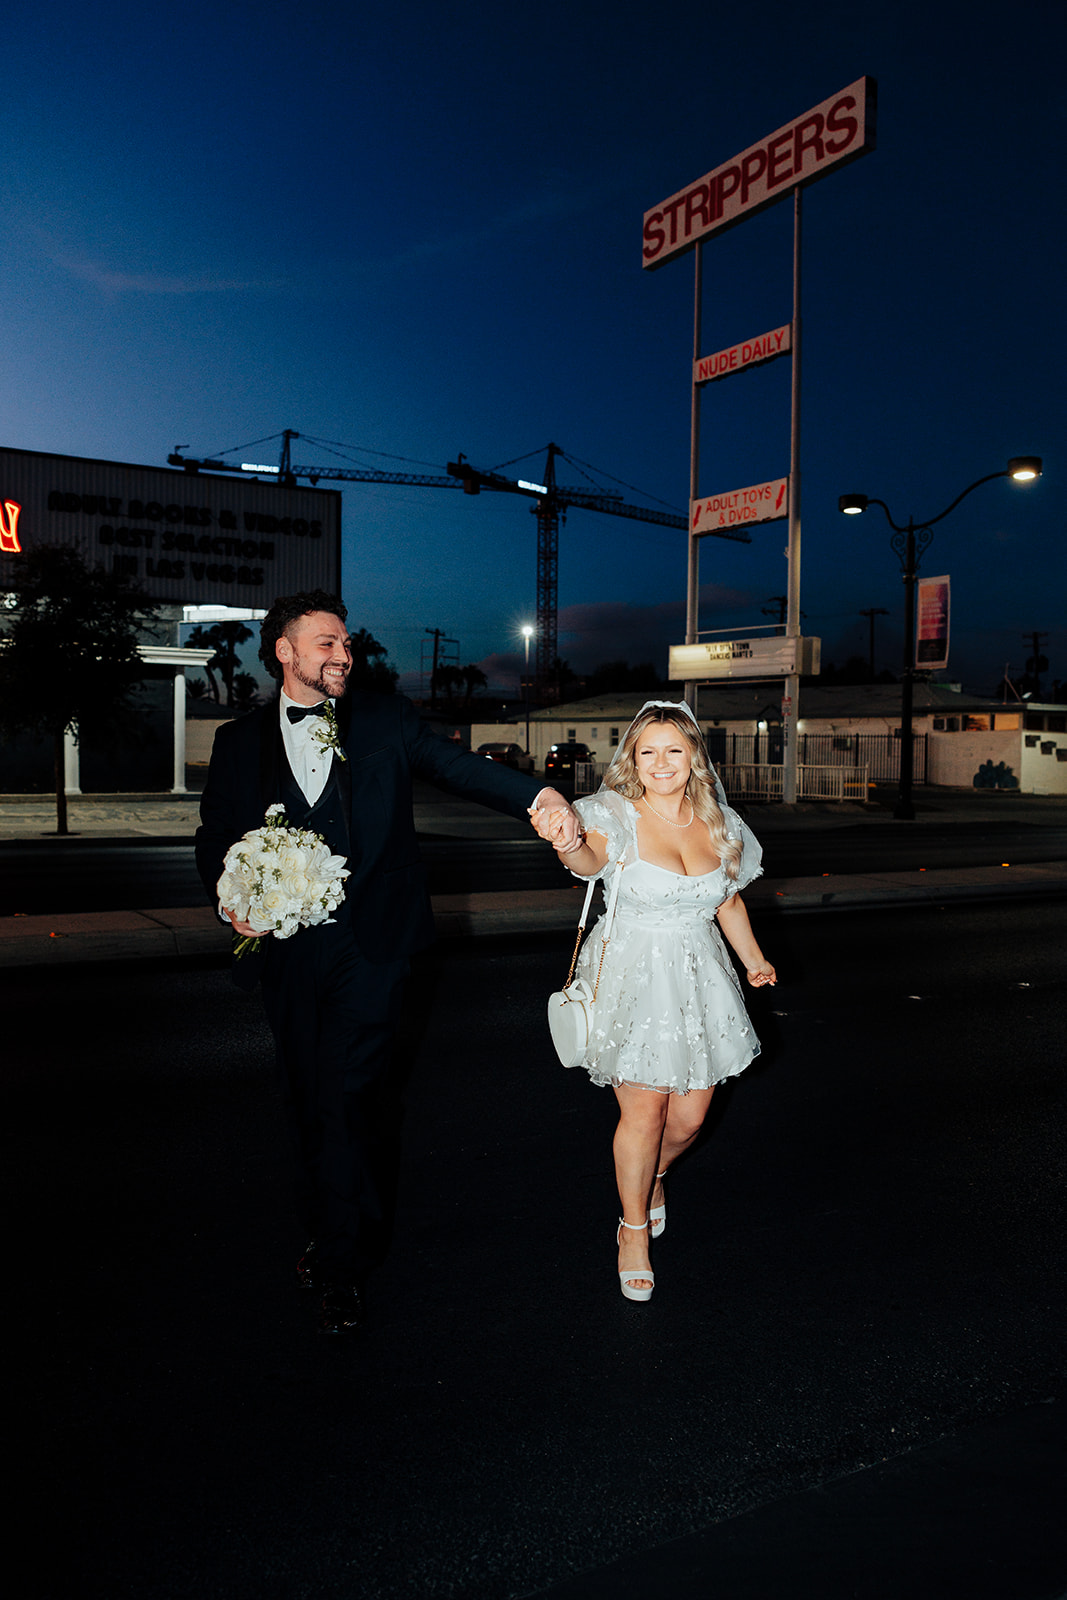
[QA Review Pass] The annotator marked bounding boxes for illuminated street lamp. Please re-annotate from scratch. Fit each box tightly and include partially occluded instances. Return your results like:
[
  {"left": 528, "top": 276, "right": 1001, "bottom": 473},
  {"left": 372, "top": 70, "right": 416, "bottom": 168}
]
[
  {"left": 521, "top": 624, "right": 535, "bottom": 755},
  {"left": 838, "top": 458, "right": 1043, "bottom": 819}
]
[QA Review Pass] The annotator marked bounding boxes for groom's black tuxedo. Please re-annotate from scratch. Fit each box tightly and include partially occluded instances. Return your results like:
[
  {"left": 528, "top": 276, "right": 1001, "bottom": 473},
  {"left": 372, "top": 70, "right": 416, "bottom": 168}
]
[
  {"left": 195, "top": 689, "right": 543, "bottom": 1286},
  {"left": 196, "top": 689, "right": 540, "bottom": 979}
]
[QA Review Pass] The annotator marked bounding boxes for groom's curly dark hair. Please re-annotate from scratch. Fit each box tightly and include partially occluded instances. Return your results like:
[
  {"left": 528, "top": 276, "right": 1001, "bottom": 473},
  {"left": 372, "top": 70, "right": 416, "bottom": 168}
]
[{"left": 259, "top": 590, "right": 348, "bottom": 682}]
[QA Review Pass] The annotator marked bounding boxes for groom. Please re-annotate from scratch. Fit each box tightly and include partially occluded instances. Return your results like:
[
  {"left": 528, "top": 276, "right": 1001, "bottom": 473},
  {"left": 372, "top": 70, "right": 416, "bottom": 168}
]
[{"left": 195, "top": 591, "right": 580, "bottom": 1334}]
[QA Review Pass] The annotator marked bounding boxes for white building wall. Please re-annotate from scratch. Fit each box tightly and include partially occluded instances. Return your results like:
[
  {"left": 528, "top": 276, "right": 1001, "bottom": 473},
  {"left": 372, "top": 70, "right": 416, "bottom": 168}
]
[{"left": 1020, "top": 731, "right": 1067, "bottom": 794}]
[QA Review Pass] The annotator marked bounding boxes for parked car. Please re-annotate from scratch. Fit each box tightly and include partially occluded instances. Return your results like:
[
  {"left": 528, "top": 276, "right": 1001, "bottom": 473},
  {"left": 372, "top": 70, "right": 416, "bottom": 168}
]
[
  {"left": 544, "top": 741, "right": 591, "bottom": 778},
  {"left": 477, "top": 742, "right": 535, "bottom": 773}
]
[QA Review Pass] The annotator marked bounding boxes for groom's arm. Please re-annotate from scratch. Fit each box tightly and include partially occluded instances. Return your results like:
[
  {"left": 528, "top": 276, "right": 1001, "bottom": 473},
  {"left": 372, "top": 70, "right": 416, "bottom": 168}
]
[
  {"left": 194, "top": 719, "right": 245, "bottom": 906},
  {"left": 400, "top": 699, "right": 580, "bottom": 842}
]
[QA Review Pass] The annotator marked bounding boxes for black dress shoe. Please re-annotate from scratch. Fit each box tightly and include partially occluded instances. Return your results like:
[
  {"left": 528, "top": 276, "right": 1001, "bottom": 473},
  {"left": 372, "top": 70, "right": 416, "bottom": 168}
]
[
  {"left": 296, "top": 1240, "right": 321, "bottom": 1291},
  {"left": 319, "top": 1284, "right": 365, "bottom": 1336}
]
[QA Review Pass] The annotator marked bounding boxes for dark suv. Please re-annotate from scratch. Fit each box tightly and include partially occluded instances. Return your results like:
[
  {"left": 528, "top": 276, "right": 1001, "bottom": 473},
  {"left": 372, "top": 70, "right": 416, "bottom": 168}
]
[{"left": 544, "top": 741, "right": 591, "bottom": 778}]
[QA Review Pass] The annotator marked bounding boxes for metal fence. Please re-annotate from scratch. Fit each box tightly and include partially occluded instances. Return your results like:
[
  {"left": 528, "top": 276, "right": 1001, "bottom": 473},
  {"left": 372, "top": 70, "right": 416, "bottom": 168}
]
[
  {"left": 707, "top": 731, "right": 925, "bottom": 785},
  {"left": 574, "top": 762, "right": 607, "bottom": 796},
  {"left": 718, "top": 764, "right": 869, "bottom": 803}
]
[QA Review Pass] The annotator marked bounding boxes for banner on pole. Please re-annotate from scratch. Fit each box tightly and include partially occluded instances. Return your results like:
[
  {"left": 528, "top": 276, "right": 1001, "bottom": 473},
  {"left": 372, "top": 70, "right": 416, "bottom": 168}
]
[{"left": 916, "top": 574, "right": 950, "bottom": 670}]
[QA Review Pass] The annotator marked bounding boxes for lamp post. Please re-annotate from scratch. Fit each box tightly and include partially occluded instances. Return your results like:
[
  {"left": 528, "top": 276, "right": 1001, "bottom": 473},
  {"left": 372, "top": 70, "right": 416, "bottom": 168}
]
[
  {"left": 838, "top": 457, "right": 1042, "bottom": 820},
  {"left": 521, "top": 625, "right": 534, "bottom": 756}
]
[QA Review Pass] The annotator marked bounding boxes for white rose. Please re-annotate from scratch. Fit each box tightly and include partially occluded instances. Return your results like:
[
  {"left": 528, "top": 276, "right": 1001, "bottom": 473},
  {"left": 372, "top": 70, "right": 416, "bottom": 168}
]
[
  {"left": 249, "top": 883, "right": 298, "bottom": 932},
  {"left": 216, "top": 873, "right": 251, "bottom": 920}
]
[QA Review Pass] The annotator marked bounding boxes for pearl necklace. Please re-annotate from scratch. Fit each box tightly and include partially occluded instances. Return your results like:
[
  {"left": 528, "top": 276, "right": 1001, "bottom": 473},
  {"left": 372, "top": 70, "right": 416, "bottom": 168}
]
[{"left": 641, "top": 793, "right": 694, "bottom": 828}]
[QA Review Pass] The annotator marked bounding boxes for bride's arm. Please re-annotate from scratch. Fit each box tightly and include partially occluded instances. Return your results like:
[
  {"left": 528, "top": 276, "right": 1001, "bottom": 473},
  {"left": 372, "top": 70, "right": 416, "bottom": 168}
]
[
  {"left": 530, "top": 807, "right": 609, "bottom": 878},
  {"left": 715, "top": 893, "right": 776, "bottom": 987}
]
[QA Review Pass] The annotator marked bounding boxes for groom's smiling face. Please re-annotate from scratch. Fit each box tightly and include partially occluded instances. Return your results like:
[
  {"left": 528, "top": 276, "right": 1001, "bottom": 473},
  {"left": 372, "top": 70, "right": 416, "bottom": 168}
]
[{"left": 277, "top": 610, "right": 353, "bottom": 703}]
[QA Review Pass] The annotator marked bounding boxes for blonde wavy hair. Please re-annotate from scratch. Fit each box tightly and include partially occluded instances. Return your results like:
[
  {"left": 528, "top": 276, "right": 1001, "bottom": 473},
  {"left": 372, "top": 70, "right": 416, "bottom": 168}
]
[{"left": 605, "top": 707, "right": 741, "bottom": 880}]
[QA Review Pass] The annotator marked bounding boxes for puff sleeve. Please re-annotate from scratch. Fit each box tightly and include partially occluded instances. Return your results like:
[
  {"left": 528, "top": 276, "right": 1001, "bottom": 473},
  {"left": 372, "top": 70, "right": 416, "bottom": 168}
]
[
  {"left": 570, "top": 789, "right": 638, "bottom": 880},
  {"left": 720, "top": 804, "right": 764, "bottom": 898}
]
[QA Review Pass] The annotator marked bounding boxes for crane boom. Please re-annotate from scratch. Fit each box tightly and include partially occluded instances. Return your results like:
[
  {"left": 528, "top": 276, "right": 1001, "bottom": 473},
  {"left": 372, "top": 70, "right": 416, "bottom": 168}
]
[{"left": 167, "top": 432, "right": 751, "bottom": 694}]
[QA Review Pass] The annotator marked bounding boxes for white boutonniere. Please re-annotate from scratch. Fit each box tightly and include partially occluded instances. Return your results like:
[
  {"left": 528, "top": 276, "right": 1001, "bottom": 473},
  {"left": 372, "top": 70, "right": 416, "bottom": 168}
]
[{"left": 311, "top": 699, "right": 347, "bottom": 762}]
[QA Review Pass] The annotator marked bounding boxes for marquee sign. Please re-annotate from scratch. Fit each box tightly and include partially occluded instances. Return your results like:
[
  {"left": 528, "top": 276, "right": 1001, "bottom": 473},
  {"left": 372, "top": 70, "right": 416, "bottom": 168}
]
[
  {"left": 691, "top": 476, "right": 788, "bottom": 535},
  {"left": 643, "top": 76, "right": 876, "bottom": 269},
  {"left": 0, "top": 445, "right": 340, "bottom": 607},
  {"left": 669, "top": 636, "right": 821, "bottom": 680}
]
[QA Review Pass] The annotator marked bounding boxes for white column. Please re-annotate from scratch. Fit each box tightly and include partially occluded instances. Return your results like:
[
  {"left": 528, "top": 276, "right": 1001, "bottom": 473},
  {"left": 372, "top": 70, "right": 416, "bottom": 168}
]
[
  {"left": 64, "top": 725, "right": 82, "bottom": 794},
  {"left": 172, "top": 670, "right": 188, "bottom": 794}
]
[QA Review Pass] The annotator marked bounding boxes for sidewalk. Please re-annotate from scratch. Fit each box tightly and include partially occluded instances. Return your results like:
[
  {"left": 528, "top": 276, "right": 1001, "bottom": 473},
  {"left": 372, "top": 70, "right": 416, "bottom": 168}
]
[{"left": 2, "top": 788, "right": 1066, "bottom": 967}]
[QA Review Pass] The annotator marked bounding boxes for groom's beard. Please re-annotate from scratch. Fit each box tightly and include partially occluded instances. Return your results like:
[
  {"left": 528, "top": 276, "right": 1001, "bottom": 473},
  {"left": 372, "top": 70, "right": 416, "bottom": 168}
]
[{"left": 290, "top": 652, "right": 350, "bottom": 699}]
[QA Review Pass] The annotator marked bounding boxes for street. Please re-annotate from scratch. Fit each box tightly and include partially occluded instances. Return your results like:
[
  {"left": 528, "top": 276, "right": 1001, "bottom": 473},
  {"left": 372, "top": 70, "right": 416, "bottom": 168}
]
[
  {"left": 4, "top": 814, "right": 1067, "bottom": 914},
  {"left": 9, "top": 897, "right": 1066, "bottom": 1599}
]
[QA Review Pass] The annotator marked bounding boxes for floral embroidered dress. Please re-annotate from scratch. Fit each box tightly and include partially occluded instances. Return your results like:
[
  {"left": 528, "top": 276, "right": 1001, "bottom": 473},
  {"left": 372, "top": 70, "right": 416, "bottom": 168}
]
[{"left": 570, "top": 787, "right": 764, "bottom": 1095}]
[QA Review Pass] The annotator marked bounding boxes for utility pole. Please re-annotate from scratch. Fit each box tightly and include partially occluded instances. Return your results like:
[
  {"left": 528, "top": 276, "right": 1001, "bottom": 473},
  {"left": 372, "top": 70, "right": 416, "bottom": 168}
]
[
  {"left": 425, "top": 627, "right": 458, "bottom": 710},
  {"left": 859, "top": 607, "right": 889, "bottom": 681},
  {"left": 761, "top": 596, "right": 787, "bottom": 635}
]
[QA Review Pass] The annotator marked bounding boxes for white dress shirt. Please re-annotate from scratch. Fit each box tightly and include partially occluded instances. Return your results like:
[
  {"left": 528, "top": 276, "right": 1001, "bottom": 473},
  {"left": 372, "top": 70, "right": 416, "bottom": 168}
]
[{"left": 280, "top": 690, "right": 335, "bottom": 805}]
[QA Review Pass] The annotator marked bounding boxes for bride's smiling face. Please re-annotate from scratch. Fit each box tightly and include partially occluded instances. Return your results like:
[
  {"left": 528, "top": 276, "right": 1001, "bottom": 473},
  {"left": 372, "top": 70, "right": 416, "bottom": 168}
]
[{"left": 634, "top": 724, "right": 693, "bottom": 796}]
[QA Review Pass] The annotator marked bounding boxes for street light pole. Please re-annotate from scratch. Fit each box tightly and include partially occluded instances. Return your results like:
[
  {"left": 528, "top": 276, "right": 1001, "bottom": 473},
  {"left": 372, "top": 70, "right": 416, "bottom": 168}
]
[
  {"left": 892, "top": 517, "right": 933, "bottom": 819},
  {"left": 838, "top": 457, "right": 1042, "bottom": 820},
  {"left": 522, "top": 625, "right": 534, "bottom": 756}
]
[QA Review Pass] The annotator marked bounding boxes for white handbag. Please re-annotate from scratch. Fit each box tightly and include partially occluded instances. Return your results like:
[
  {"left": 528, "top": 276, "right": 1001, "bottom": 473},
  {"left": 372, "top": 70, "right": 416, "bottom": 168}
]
[{"left": 547, "top": 861, "right": 623, "bottom": 1069}]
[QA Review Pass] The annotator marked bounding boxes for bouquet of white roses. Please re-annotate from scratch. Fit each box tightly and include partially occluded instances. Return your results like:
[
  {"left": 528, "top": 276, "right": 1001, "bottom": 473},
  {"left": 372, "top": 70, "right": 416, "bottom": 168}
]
[{"left": 217, "top": 804, "right": 350, "bottom": 957}]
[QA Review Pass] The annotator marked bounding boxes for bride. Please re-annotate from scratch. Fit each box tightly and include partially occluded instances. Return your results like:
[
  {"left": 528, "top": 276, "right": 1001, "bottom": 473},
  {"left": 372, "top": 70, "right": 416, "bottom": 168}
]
[{"left": 532, "top": 701, "right": 775, "bottom": 1301}]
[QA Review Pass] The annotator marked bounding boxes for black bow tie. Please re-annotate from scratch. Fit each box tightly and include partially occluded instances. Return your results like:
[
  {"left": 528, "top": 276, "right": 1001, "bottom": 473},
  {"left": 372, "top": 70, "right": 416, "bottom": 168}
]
[{"left": 286, "top": 702, "right": 329, "bottom": 723}]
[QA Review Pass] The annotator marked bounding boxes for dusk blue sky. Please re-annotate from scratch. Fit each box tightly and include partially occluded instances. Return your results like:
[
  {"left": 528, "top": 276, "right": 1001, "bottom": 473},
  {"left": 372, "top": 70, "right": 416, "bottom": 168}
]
[{"left": 4, "top": 0, "right": 1064, "bottom": 699}]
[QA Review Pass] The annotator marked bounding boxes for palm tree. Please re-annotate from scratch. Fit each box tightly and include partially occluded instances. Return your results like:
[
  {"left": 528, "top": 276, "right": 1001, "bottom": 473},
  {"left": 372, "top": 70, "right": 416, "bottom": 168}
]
[
  {"left": 460, "top": 662, "right": 487, "bottom": 710},
  {"left": 207, "top": 621, "right": 253, "bottom": 706},
  {"left": 185, "top": 625, "right": 221, "bottom": 700}
]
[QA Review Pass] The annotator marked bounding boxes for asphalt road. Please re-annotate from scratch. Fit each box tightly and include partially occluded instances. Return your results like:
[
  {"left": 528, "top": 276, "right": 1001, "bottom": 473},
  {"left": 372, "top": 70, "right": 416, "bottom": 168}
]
[
  {"left": 4, "top": 817, "right": 1067, "bottom": 914},
  {"left": 10, "top": 899, "right": 1066, "bottom": 1599}
]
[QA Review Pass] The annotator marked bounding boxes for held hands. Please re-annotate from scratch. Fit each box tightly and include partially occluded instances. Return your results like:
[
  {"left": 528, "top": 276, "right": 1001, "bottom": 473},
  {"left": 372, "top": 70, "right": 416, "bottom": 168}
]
[
  {"left": 528, "top": 794, "right": 584, "bottom": 854},
  {"left": 746, "top": 961, "right": 777, "bottom": 988}
]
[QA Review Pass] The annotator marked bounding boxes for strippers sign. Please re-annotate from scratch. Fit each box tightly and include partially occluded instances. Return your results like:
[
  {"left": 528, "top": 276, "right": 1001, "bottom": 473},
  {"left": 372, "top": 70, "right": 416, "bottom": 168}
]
[
  {"left": 643, "top": 76, "right": 876, "bottom": 269},
  {"left": 691, "top": 476, "right": 788, "bottom": 535}
]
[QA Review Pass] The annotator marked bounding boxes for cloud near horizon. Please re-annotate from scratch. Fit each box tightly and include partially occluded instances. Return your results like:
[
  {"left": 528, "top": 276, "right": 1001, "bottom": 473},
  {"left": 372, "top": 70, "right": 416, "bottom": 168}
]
[
  {"left": 57, "top": 254, "right": 284, "bottom": 296},
  {"left": 399, "top": 587, "right": 757, "bottom": 695},
  {"left": 555, "top": 589, "right": 755, "bottom": 675}
]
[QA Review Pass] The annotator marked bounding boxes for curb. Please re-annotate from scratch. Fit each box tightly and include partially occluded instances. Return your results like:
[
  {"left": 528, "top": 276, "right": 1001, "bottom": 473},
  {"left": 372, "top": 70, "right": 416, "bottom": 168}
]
[{"left": 2, "top": 864, "right": 1065, "bottom": 968}]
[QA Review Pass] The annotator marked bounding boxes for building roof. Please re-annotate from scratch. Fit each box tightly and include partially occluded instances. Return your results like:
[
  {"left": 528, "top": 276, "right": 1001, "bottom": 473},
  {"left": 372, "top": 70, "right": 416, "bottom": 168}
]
[{"left": 525, "top": 683, "right": 1041, "bottom": 724}]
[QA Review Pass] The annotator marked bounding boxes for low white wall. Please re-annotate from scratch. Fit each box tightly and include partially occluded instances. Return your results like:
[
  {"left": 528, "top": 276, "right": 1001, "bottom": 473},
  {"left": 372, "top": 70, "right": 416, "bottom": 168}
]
[
  {"left": 185, "top": 716, "right": 231, "bottom": 766},
  {"left": 926, "top": 727, "right": 1067, "bottom": 794}
]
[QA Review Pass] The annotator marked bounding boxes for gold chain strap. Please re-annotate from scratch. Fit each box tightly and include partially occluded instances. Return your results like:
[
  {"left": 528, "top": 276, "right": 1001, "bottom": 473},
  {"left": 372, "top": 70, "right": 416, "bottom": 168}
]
[
  {"left": 591, "top": 931, "right": 611, "bottom": 1002},
  {"left": 561, "top": 859, "right": 624, "bottom": 998},
  {"left": 563, "top": 922, "right": 586, "bottom": 990}
]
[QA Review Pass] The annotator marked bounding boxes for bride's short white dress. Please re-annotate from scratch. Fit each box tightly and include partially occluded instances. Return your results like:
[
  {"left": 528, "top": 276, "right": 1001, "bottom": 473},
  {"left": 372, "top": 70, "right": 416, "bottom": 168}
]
[{"left": 570, "top": 788, "right": 765, "bottom": 1095}]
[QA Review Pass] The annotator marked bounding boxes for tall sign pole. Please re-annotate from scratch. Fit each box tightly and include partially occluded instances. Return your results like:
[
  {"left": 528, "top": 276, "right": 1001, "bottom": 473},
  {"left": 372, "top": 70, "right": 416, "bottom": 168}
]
[
  {"left": 685, "top": 241, "right": 704, "bottom": 708},
  {"left": 645, "top": 76, "right": 876, "bottom": 799},
  {"left": 783, "top": 188, "right": 803, "bottom": 804}
]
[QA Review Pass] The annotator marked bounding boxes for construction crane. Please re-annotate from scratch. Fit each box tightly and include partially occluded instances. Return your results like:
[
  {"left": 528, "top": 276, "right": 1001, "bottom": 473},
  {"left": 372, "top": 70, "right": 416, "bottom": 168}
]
[{"left": 168, "top": 430, "right": 751, "bottom": 688}]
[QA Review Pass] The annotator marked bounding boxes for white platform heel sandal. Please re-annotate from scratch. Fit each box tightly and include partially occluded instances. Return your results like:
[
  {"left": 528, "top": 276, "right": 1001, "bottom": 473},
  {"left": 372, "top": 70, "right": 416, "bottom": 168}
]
[
  {"left": 617, "top": 1218, "right": 654, "bottom": 1302},
  {"left": 649, "top": 1171, "right": 667, "bottom": 1239}
]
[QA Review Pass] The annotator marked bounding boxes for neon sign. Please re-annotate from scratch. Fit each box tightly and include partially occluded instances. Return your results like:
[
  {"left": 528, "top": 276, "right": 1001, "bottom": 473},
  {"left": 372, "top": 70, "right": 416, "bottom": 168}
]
[{"left": 0, "top": 500, "right": 21, "bottom": 553}]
